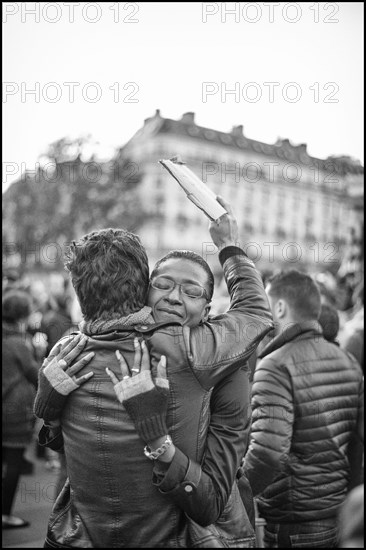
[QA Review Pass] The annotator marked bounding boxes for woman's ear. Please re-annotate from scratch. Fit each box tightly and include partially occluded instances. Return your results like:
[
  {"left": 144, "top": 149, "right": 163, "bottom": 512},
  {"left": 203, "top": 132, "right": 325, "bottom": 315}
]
[{"left": 201, "top": 303, "right": 211, "bottom": 324}]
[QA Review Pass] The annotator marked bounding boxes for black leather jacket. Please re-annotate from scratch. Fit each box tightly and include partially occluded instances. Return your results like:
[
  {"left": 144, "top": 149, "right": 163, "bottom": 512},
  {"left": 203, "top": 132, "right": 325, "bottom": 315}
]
[{"left": 43, "top": 248, "right": 273, "bottom": 547}]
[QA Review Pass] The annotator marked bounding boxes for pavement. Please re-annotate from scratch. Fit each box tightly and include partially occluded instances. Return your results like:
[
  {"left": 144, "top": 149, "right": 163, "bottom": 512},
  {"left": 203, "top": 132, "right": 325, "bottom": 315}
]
[{"left": 2, "top": 445, "right": 60, "bottom": 549}]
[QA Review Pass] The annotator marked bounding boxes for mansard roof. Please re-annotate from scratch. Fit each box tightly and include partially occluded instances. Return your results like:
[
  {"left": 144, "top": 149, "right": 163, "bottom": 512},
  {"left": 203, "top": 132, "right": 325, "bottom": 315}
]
[{"left": 137, "top": 110, "right": 364, "bottom": 176}]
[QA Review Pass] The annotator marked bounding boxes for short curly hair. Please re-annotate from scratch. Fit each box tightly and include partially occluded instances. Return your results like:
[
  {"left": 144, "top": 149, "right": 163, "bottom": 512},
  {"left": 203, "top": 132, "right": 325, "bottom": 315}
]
[{"left": 65, "top": 228, "right": 149, "bottom": 321}]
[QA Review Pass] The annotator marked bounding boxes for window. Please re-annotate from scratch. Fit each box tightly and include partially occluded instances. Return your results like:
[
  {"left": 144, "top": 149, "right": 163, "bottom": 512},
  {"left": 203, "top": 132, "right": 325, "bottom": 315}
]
[
  {"left": 260, "top": 219, "right": 267, "bottom": 234},
  {"left": 276, "top": 227, "right": 287, "bottom": 239},
  {"left": 243, "top": 222, "right": 253, "bottom": 233},
  {"left": 244, "top": 205, "right": 252, "bottom": 217},
  {"left": 176, "top": 214, "right": 188, "bottom": 228},
  {"left": 154, "top": 193, "right": 165, "bottom": 215},
  {"left": 307, "top": 199, "right": 314, "bottom": 213}
]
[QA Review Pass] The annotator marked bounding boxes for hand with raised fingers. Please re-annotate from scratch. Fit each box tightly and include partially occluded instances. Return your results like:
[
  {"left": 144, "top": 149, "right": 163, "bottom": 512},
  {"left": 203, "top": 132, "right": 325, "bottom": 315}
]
[
  {"left": 209, "top": 195, "right": 239, "bottom": 250},
  {"left": 44, "top": 333, "right": 95, "bottom": 386},
  {"left": 34, "top": 333, "right": 95, "bottom": 422},
  {"left": 106, "top": 337, "right": 169, "bottom": 443}
]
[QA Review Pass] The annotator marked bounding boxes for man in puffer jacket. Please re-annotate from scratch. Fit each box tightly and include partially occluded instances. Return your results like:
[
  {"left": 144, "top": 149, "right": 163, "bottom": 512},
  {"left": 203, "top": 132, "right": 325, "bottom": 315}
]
[{"left": 243, "top": 270, "right": 364, "bottom": 548}]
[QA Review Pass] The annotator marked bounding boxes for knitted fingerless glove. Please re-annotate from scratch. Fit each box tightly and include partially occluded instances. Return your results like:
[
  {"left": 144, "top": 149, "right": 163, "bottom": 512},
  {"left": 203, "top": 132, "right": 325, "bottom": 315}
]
[
  {"left": 34, "top": 358, "right": 78, "bottom": 422},
  {"left": 113, "top": 371, "right": 170, "bottom": 442}
]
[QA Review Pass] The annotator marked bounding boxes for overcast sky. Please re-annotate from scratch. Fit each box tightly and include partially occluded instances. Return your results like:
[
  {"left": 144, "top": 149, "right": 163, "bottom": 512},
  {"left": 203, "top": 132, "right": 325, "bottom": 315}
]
[{"left": 3, "top": 2, "right": 364, "bottom": 191}]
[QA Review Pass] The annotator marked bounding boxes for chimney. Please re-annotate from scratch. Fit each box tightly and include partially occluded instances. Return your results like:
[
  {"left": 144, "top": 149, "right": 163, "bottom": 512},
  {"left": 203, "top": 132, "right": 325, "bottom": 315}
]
[
  {"left": 181, "top": 112, "right": 195, "bottom": 124},
  {"left": 144, "top": 109, "right": 161, "bottom": 124},
  {"left": 298, "top": 143, "right": 307, "bottom": 153},
  {"left": 231, "top": 125, "right": 244, "bottom": 137}
]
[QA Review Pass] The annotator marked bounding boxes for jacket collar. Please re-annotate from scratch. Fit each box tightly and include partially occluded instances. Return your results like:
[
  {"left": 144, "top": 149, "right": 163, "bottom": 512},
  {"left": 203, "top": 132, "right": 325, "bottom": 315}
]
[
  {"left": 258, "top": 320, "right": 323, "bottom": 359},
  {"left": 79, "top": 306, "right": 152, "bottom": 335},
  {"left": 74, "top": 319, "right": 184, "bottom": 343}
]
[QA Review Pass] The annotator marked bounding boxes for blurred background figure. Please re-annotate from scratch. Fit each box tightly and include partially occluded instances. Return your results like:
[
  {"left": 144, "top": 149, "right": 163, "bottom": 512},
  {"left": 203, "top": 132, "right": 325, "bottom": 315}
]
[
  {"left": 317, "top": 289, "right": 364, "bottom": 493},
  {"left": 339, "top": 283, "right": 364, "bottom": 492},
  {"left": 41, "top": 293, "right": 73, "bottom": 356},
  {"left": 2, "top": 268, "right": 21, "bottom": 294},
  {"left": 318, "top": 303, "right": 340, "bottom": 344},
  {"left": 34, "top": 277, "right": 75, "bottom": 474},
  {"left": 315, "top": 272, "right": 338, "bottom": 308},
  {"left": 340, "top": 283, "right": 364, "bottom": 373},
  {"left": 2, "top": 291, "right": 40, "bottom": 529},
  {"left": 38, "top": 289, "right": 73, "bottom": 474}
]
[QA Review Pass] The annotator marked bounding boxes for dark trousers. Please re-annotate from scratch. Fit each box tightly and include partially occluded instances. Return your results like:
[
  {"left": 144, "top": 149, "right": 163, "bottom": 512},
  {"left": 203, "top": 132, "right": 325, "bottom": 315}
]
[
  {"left": 264, "top": 518, "right": 339, "bottom": 548},
  {"left": 2, "top": 446, "right": 26, "bottom": 515}
]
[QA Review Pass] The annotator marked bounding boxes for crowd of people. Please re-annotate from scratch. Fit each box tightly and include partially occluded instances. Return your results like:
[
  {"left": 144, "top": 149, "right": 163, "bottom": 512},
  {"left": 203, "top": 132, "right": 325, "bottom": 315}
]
[
  {"left": 2, "top": 196, "right": 364, "bottom": 548},
  {"left": 2, "top": 271, "right": 79, "bottom": 528}
]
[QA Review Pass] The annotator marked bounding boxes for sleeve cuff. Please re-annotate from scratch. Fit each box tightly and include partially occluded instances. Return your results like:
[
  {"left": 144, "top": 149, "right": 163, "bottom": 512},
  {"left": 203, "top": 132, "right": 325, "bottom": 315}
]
[
  {"left": 153, "top": 447, "right": 202, "bottom": 495},
  {"left": 219, "top": 246, "right": 246, "bottom": 266},
  {"left": 153, "top": 447, "right": 189, "bottom": 491},
  {"left": 38, "top": 424, "right": 65, "bottom": 453}
]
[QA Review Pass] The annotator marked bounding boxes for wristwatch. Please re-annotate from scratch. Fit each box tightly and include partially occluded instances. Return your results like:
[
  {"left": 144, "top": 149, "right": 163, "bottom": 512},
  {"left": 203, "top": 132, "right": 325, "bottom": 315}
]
[{"left": 144, "top": 435, "right": 173, "bottom": 460}]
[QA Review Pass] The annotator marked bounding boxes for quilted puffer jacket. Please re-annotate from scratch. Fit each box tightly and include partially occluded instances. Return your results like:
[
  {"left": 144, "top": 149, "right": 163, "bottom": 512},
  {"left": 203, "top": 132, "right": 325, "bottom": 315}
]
[{"left": 243, "top": 321, "right": 364, "bottom": 523}]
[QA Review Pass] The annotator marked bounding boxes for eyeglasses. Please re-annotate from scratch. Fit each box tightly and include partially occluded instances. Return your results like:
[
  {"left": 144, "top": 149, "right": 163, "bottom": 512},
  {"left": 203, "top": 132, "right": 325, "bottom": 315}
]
[{"left": 150, "top": 276, "right": 209, "bottom": 300}]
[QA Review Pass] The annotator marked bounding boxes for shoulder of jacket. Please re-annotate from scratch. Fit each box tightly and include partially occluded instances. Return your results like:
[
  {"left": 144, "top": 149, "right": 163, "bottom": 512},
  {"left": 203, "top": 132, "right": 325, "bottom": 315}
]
[
  {"left": 259, "top": 340, "right": 297, "bottom": 366},
  {"left": 255, "top": 354, "right": 293, "bottom": 380},
  {"left": 340, "top": 348, "right": 364, "bottom": 375}
]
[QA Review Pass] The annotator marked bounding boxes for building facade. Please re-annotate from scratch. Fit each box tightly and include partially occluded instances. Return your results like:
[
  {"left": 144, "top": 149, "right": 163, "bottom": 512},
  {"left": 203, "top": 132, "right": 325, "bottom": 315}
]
[{"left": 120, "top": 110, "right": 364, "bottom": 275}]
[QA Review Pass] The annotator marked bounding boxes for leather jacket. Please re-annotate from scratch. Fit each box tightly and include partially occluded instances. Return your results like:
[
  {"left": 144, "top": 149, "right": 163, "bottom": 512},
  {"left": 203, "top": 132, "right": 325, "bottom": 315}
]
[{"left": 44, "top": 248, "right": 273, "bottom": 547}]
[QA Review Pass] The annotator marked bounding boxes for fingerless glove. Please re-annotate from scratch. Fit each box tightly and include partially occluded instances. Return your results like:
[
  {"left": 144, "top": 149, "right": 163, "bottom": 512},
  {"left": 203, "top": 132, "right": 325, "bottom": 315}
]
[
  {"left": 113, "top": 371, "right": 169, "bottom": 442},
  {"left": 34, "top": 359, "right": 78, "bottom": 422}
]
